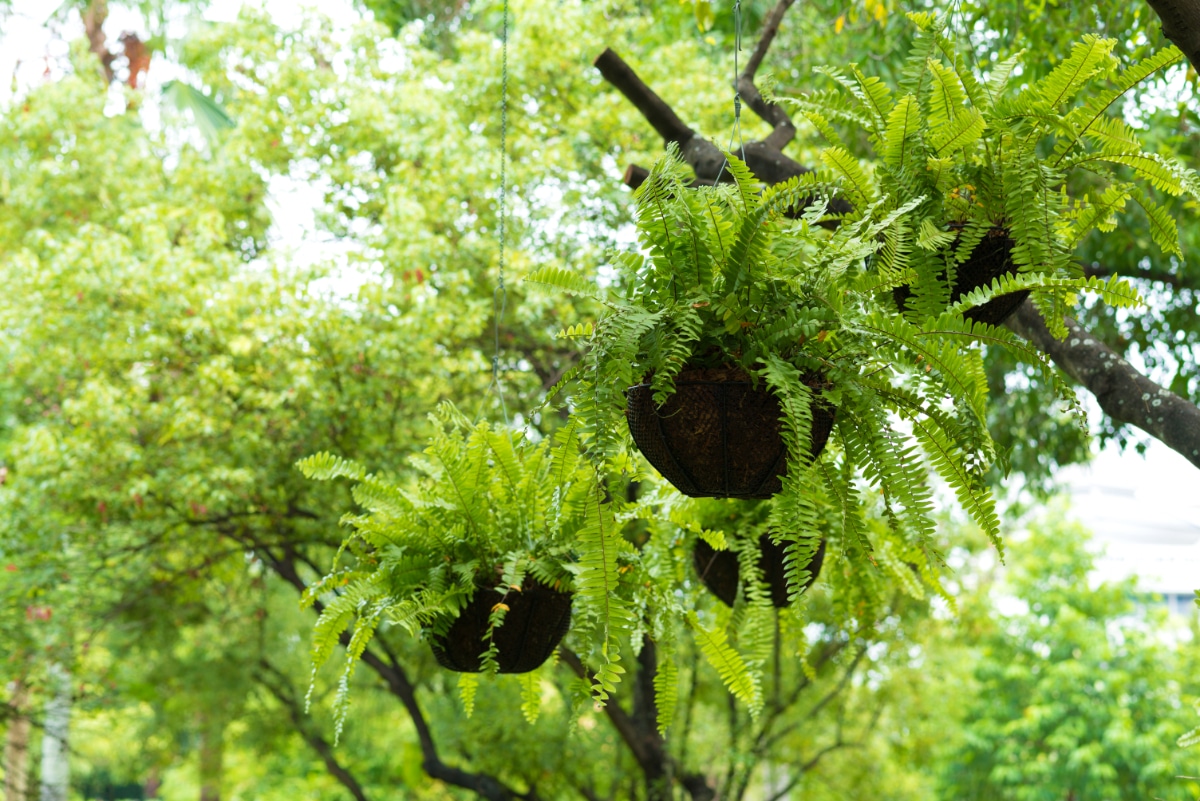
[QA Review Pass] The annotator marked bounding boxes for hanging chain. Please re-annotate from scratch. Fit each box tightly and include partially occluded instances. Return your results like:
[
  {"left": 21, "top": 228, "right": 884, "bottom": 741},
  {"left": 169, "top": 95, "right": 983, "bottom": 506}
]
[
  {"left": 714, "top": 0, "right": 746, "bottom": 186},
  {"left": 491, "top": 0, "right": 510, "bottom": 425}
]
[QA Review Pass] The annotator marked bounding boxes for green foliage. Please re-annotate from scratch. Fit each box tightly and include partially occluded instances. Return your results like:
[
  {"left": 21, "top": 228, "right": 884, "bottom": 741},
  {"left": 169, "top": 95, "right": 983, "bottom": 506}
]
[
  {"left": 548, "top": 150, "right": 1021, "bottom": 584},
  {"left": 302, "top": 405, "right": 611, "bottom": 719},
  {"left": 940, "top": 517, "right": 1200, "bottom": 800},
  {"left": 790, "top": 18, "right": 1191, "bottom": 324}
]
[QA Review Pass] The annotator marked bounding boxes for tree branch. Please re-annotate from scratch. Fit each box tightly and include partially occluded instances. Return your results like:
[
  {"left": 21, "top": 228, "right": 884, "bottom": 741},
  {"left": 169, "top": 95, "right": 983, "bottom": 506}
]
[
  {"left": 594, "top": 48, "right": 696, "bottom": 146},
  {"left": 1082, "top": 262, "right": 1197, "bottom": 292},
  {"left": 81, "top": 0, "right": 116, "bottom": 83},
  {"left": 595, "top": 49, "right": 807, "bottom": 187},
  {"left": 559, "top": 648, "right": 715, "bottom": 801},
  {"left": 256, "top": 660, "right": 372, "bottom": 801},
  {"left": 1006, "top": 299, "right": 1200, "bottom": 469},
  {"left": 264, "top": 550, "right": 536, "bottom": 801},
  {"left": 737, "top": 0, "right": 798, "bottom": 151},
  {"left": 1145, "top": 0, "right": 1200, "bottom": 73}
]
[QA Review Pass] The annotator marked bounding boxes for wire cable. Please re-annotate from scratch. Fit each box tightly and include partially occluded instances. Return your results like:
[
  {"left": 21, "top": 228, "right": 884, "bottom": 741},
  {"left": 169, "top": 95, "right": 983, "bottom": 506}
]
[{"left": 491, "top": 0, "right": 510, "bottom": 426}]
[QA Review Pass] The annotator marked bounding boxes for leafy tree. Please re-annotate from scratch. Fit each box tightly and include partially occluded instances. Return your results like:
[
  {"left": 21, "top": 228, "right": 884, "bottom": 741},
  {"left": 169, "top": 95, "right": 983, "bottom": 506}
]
[
  {"left": 2, "top": 0, "right": 1200, "bottom": 799},
  {"left": 940, "top": 516, "right": 1200, "bottom": 801}
]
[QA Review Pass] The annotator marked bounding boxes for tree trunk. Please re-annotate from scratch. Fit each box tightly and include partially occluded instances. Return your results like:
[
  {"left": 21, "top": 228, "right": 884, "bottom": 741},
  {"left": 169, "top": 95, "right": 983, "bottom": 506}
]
[
  {"left": 38, "top": 664, "right": 71, "bottom": 801},
  {"left": 144, "top": 766, "right": 161, "bottom": 801},
  {"left": 197, "top": 713, "right": 224, "bottom": 801},
  {"left": 4, "top": 681, "right": 30, "bottom": 801}
]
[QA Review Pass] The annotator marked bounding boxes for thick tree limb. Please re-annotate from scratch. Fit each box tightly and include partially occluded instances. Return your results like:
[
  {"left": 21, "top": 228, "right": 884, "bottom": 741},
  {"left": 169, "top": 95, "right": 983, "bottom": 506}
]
[
  {"left": 559, "top": 648, "right": 715, "bottom": 801},
  {"left": 256, "top": 661, "right": 371, "bottom": 801},
  {"left": 81, "top": 0, "right": 116, "bottom": 83},
  {"left": 594, "top": 49, "right": 805, "bottom": 187},
  {"left": 1083, "top": 262, "right": 1197, "bottom": 292},
  {"left": 1006, "top": 300, "right": 1200, "bottom": 469},
  {"left": 1145, "top": 0, "right": 1200, "bottom": 73},
  {"left": 595, "top": 48, "right": 695, "bottom": 146},
  {"left": 737, "top": 0, "right": 798, "bottom": 151},
  {"left": 266, "top": 551, "right": 536, "bottom": 801}
]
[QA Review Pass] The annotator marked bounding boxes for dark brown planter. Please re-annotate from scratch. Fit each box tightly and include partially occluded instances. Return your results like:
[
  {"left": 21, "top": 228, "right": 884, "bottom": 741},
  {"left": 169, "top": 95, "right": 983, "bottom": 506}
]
[
  {"left": 693, "top": 534, "right": 826, "bottom": 607},
  {"left": 892, "top": 227, "right": 1029, "bottom": 326},
  {"left": 625, "top": 366, "right": 835, "bottom": 499},
  {"left": 430, "top": 579, "right": 572, "bottom": 674}
]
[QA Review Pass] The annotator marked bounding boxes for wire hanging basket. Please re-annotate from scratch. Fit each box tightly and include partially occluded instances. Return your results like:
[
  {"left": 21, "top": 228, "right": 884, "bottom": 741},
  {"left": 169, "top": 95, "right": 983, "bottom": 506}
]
[
  {"left": 430, "top": 579, "right": 573, "bottom": 674},
  {"left": 693, "top": 534, "right": 825, "bottom": 608},
  {"left": 625, "top": 366, "right": 835, "bottom": 499},
  {"left": 893, "top": 226, "right": 1029, "bottom": 326}
]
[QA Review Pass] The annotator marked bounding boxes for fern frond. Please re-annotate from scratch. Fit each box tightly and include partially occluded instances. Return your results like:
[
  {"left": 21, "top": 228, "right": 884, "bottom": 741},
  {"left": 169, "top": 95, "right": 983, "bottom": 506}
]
[
  {"left": 525, "top": 265, "right": 605, "bottom": 299},
  {"left": 297, "top": 452, "right": 366, "bottom": 482},
  {"left": 929, "top": 109, "right": 985, "bottom": 157},
  {"left": 1028, "top": 35, "right": 1115, "bottom": 110},
  {"left": 1054, "top": 45, "right": 1182, "bottom": 162},
  {"left": 458, "top": 673, "right": 479, "bottom": 717},
  {"left": 927, "top": 60, "right": 967, "bottom": 128},
  {"left": 652, "top": 646, "right": 679, "bottom": 734},
  {"left": 910, "top": 415, "right": 1002, "bottom": 553},
  {"left": 1130, "top": 193, "right": 1182, "bottom": 256},
  {"left": 882, "top": 95, "right": 921, "bottom": 172},
  {"left": 688, "top": 612, "right": 761, "bottom": 715},
  {"left": 820, "top": 147, "right": 875, "bottom": 208},
  {"left": 520, "top": 669, "right": 542, "bottom": 723}
]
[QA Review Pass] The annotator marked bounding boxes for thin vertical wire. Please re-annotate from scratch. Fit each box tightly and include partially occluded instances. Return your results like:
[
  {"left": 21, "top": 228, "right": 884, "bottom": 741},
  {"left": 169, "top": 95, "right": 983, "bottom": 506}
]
[
  {"left": 492, "top": 0, "right": 510, "bottom": 426},
  {"left": 714, "top": 0, "right": 746, "bottom": 186}
]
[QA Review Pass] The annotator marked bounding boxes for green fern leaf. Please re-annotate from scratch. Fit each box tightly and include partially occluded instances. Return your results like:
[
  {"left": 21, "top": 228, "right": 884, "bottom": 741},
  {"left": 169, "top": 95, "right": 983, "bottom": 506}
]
[
  {"left": 297, "top": 452, "right": 366, "bottom": 482},
  {"left": 929, "top": 108, "right": 985, "bottom": 157},
  {"left": 1029, "top": 35, "right": 1115, "bottom": 110},
  {"left": 520, "top": 670, "right": 542, "bottom": 723},
  {"left": 652, "top": 648, "right": 679, "bottom": 734},
  {"left": 458, "top": 673, "right": 479, "bottom": 718},
  {"left": 688, "top": 612, "right": 761, "bottom": 715},
  {"left": 883, "top": 95, "right": 921, "bottom": 171}
]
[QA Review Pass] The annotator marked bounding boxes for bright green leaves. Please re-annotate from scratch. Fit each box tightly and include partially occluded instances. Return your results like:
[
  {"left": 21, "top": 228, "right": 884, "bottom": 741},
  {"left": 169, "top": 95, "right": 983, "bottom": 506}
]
[
  {"left": 821, "top": 147, "right": 875, "bottom": 208},
  {"left": 1027, "top": 35, "right": 1116, "bottom": 111},
  {"left": 458, "top": 673, "right": 480, "bottom": 718},
  {"left": 651, "top": 649, "right": 679, "bottom": 734},
  {"left": 574, "top": 483, "right": 633, "bottom": 702},
  {"left": 297, "top": 452, "right": 367, "bottom": 482},
  {"left": 162, "top": 80, "right": 236, "bottom": 144},
  {"left": 927, "top": 60, "right": 966, "bottom": 128},
  {"left": 928, "top": 109, "right": 985, "bottom": 158},
  {"left": 882, "top": 94, "right": 919, "bottom": 171},
  {"left": 299, "top": 404, "right": 599, "bottom": 723}
]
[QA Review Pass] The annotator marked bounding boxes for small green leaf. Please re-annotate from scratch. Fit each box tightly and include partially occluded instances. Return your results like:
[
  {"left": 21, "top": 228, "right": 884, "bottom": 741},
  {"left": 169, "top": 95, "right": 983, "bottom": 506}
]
[{"left": 163, "top": 80, "right": 235, "bottom": 144}]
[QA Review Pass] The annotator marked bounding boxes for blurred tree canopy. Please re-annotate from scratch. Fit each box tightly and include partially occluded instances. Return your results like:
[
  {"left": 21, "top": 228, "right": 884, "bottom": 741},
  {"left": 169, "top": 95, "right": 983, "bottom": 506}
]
[{"left": 1, "top": 0, "right": 1199, "bottom": 799}]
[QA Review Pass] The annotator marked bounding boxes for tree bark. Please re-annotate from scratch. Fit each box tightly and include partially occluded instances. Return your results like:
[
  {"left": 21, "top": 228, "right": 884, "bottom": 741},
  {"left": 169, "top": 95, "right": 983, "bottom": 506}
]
[
  {"left": 1005, "top": 301, "right": 1200, "bottom": 469},
  {"left": 1145, "top": 0, "right": 1200, "bottom": 72},
  {"left": 559, "top": 648, "right": 715, "bottom": 801},
  {"left": 81, "top": 0, "right": 116, "bottom": 83},
  {"left": 38, "top": 664, "right": 70, "bottom": 801},
  {"left": 3, "top": 682, "right": 30, "bottom": 801},
  {"left": 197, "top": 712, "right": 224, "bottom": 801}
]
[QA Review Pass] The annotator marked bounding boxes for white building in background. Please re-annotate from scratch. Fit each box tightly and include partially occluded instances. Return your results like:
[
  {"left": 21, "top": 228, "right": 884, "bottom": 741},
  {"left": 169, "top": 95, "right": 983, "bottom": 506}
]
[{"left": 1060, "top": 442, "right": 1200, "bottom": 616}]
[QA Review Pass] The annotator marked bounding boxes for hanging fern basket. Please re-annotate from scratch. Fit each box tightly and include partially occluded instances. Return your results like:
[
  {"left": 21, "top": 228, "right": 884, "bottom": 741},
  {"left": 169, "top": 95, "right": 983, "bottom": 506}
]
[
  {"left": 693, "top": 535, "right": 825, "bottom": 607},
  {"left": 625, "top": 366, "right": 836, "bottom": 499},
  {"left": 893, "top": 227, "right": 1030, "bottom": 326},
  {"left": 430, "top": 579, "right": 573, "bottom": 674}
]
